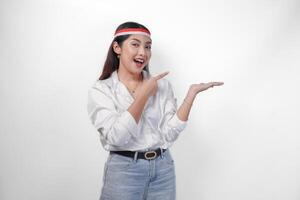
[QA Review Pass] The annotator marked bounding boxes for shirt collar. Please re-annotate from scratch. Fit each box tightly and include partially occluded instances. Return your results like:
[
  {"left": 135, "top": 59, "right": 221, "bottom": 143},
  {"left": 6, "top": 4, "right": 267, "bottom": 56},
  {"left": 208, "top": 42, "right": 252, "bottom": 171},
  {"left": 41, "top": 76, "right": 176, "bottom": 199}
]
[
  {"left": 111, "top": 69, "right": 150, "bottom": 85},
  {"left": 111, "top": 69, "right": 150, "bottom": 97}
]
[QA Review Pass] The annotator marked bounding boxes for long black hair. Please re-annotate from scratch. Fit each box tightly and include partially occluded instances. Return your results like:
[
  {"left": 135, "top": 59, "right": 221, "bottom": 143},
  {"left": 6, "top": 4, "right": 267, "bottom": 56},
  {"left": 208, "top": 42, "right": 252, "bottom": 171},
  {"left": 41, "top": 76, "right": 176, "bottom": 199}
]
[{"left": 99, "top": 22, "right": 151, "bottom": 80}]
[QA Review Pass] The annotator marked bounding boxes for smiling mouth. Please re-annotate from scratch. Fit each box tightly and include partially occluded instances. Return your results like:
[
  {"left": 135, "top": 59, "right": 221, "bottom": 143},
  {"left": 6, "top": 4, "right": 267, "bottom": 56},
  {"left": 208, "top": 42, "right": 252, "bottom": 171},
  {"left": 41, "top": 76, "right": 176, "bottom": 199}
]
[{"left": 133, "top": 58, "right": 145, "bottom": 65}]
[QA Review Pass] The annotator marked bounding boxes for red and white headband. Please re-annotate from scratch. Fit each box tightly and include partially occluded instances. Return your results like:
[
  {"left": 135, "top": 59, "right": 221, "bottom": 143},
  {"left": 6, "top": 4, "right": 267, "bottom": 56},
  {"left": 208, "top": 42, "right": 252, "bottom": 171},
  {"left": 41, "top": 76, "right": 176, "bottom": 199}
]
[{"left": 114, "top": 28, "right": 151, "bottom": 38}]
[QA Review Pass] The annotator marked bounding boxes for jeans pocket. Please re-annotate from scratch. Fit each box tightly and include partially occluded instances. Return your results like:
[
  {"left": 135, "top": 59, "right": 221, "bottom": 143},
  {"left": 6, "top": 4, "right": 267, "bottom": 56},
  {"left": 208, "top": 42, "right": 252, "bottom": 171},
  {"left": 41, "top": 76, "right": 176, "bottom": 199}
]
[
  {"left": 163, "top": 151, "right": 175, "bottom": 166},
  {"left": 165, "top": 157, "right": 174, "bottom": 165},
  {"left": 107, "top": 153, "right": 134, "bottom": 171}
]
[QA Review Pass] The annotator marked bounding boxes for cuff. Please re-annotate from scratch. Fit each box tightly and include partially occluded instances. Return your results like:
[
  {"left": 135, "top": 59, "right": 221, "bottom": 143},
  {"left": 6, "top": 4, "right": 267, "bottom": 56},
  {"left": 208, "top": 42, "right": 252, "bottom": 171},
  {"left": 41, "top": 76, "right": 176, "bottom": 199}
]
[{"left": 168, "top": 113, "right": 188, "bottom": 132}]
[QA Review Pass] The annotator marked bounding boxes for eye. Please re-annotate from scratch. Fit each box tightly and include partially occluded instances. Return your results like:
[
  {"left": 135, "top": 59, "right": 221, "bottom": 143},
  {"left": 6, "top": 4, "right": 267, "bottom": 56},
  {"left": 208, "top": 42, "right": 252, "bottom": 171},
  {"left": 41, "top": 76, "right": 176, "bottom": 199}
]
[
  {"left": 132, "top": 43, "right": 139, "bottom": 47},
  {"left": 146, "top": 45, "right": 152, "bottom": 50}
]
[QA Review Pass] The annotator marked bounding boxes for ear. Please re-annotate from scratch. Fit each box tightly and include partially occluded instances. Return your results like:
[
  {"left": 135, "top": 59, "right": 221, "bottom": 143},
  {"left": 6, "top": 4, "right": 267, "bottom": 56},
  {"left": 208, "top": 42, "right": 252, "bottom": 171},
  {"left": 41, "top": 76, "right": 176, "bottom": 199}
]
[{"left": 113, "top": 41, "right": 121, "bottom": 55}]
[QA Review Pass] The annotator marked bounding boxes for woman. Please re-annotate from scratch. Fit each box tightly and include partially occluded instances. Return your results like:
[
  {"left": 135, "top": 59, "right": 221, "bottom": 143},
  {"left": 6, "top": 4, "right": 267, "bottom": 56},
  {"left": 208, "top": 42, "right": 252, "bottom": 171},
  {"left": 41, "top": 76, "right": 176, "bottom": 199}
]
[{"left": 87, "top": 21, "right": 223, "bottom": 200}]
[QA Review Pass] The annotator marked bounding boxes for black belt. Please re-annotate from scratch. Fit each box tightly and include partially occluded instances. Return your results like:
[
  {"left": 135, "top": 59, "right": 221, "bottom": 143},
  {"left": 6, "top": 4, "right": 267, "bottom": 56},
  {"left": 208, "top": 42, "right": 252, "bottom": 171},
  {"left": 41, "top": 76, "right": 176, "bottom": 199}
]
[{"left": 110, "top": 148, "right": 166, "bottom": 160}]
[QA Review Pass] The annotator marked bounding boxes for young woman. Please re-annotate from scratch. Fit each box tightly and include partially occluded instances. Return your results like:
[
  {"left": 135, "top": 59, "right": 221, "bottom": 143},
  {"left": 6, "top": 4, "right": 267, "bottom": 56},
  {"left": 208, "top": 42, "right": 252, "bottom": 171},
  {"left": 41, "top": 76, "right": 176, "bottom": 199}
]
[{"left": 87, "top": 21, "right": 223, "bottom": 200}]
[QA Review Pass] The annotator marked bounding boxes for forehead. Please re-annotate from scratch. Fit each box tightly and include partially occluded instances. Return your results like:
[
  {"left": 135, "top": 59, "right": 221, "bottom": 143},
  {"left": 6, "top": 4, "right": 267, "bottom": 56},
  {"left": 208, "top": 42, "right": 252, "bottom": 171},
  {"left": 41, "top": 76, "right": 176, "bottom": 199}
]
[{"left": 127, "top": 34, "right": 152, "bottom": 44}]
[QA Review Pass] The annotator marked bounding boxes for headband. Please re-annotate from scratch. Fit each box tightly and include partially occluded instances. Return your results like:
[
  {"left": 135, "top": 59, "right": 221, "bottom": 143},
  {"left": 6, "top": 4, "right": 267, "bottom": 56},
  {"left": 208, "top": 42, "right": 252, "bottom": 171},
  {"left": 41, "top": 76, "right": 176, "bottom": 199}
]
[{"left": 114, "top": 28, "right": 151, "bottom": 38}]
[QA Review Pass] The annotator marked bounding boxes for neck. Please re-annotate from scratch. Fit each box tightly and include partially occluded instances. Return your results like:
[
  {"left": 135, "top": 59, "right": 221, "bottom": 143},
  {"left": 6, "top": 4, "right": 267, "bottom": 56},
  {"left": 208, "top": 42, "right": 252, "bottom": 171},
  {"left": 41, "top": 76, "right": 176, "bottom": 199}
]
[{"left": 117, "top": 67, "right": 143, "bottom": 84}]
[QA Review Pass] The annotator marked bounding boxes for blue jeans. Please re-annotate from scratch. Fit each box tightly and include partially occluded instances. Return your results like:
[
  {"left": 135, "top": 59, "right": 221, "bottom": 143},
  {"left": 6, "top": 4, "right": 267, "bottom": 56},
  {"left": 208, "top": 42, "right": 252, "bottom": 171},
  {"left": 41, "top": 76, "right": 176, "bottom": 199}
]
[{"left": 100, "top": 149, "right": 176, "bottom": 200}]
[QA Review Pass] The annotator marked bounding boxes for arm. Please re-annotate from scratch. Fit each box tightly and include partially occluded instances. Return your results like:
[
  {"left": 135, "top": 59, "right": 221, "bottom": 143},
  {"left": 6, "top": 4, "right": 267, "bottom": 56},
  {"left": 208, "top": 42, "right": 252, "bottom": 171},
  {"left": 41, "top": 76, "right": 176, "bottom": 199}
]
[
  {"left": 177, "top": 82, "right": 224, "bottom": 121},
  {"left": 158, "top": 80, "right": 188, "bottom": 142},
  {"left": 159, "top": 80, "right": 224, "bottom": 142},
  {"left": 127, "top": 91, "right": 150, "bottom": 124},
  {"left": 128, "top": 71, "right": 170, "bottom": 123},
  {"left": 87, "top": 72, "right": 170, "bottom": 148},
  {"left": 176, "top": 90, "right": 196, "bottom": 121},
  {"left": 87, "top": 85, "right": 139, "bottom": 148}
]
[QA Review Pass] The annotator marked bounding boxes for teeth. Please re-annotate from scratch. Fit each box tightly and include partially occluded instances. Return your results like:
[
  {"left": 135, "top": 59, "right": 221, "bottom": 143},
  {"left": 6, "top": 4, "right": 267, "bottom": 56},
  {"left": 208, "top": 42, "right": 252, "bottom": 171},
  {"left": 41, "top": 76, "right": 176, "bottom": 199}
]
[{"left": 135, "top": 58, "right": 144, "bottom": 63}]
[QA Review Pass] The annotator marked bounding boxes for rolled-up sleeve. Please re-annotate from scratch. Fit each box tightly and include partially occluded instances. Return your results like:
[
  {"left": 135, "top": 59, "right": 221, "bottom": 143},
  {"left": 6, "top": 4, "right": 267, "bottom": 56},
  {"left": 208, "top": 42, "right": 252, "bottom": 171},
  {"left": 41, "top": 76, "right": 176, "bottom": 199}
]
[
  {"left": 87, "top": 83, "right": 138, "bottom": 148},
  {"left": 158, "top": 80, "right": 187, "bottom": 142}
]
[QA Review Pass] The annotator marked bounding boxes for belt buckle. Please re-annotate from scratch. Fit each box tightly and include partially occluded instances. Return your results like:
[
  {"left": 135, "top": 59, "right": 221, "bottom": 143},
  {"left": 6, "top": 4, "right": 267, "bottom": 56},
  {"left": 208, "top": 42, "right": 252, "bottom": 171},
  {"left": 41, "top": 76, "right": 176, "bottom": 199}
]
[{"left": 144, "top": 150, "right": 157, "bottom": 160}]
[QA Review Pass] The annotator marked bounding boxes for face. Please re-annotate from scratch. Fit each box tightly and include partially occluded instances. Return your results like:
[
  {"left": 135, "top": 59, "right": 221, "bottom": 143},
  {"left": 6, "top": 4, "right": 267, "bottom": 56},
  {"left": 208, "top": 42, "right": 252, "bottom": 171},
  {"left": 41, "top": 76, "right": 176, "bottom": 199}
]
[{"left": 114, "top": 34, "right": 152, "bottom": 74}]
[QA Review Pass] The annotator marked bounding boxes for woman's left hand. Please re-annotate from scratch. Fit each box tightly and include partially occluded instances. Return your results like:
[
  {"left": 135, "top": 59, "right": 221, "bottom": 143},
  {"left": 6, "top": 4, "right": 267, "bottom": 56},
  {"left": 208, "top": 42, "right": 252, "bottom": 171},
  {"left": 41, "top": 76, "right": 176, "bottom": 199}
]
[{"left": 188, "top": 82, "right": 224, "bottom": 96}]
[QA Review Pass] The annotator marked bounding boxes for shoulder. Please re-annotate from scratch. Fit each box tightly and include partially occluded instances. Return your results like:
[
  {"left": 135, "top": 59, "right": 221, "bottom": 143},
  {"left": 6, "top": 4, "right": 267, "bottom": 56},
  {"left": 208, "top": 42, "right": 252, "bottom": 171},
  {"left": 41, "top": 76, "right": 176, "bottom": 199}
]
[
  {"left": 89, "top": 76, "right": 114, "bottom": 95},
  {"left": 87, "top": 78, "right": 115, "bottom": 107}
]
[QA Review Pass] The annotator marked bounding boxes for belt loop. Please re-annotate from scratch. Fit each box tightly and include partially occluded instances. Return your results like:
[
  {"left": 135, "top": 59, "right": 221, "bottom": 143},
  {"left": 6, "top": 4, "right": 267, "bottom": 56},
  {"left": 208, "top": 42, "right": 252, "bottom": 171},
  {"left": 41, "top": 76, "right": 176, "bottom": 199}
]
[
  {"left": 160, "top": 148, "right": 164, "bottom": 158},
  {"left": 133, "top": 151, "right": 138, "bottom": 162}
]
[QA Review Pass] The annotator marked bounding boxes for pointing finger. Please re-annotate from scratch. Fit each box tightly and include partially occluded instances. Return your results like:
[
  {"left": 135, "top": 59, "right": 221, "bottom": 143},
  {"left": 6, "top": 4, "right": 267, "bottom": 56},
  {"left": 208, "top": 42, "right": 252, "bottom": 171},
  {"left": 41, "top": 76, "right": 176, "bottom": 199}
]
[
  {"left": 153, "top": 71, "right": 170, "bottom": 80},
  {"left": 209, "top": 82, "right": 224, "bottom": 87}
]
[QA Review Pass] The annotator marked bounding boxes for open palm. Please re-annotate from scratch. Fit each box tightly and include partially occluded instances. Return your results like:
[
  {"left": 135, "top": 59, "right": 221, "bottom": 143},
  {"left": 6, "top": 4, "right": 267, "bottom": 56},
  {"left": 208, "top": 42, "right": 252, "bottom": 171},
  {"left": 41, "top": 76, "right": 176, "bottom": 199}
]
[{"left": 189, "top": 82, "right": 224, "bottom": 95}]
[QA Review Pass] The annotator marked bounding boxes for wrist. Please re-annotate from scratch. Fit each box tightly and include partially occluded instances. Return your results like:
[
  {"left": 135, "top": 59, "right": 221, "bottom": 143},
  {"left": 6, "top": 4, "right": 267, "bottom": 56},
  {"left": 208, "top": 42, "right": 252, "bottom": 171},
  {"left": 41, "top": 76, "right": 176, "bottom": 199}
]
[
  {"left": 136, "top": 91, "right": 150, "bottom": 101},
  {"left": 187, "top": 88, "right": 197, "bottom": 97},
  {"left": 186, "top": 91, "right": 196, "bottom": 100}
]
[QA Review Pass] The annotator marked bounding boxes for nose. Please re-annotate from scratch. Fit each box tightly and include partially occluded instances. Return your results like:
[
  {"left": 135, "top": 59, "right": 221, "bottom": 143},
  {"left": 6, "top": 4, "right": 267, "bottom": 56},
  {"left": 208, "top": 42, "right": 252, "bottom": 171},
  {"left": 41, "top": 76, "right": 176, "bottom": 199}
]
[{"left": 138, "top": 46, "right": 146, "bottom": 56}]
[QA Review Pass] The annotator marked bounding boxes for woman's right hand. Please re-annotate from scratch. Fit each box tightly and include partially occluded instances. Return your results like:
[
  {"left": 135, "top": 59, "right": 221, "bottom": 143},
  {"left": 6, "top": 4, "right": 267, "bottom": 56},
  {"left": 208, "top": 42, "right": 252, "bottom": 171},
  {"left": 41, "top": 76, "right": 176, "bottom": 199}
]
[{"left": 139, "top": 71, "right": 170, "bottom": 97}]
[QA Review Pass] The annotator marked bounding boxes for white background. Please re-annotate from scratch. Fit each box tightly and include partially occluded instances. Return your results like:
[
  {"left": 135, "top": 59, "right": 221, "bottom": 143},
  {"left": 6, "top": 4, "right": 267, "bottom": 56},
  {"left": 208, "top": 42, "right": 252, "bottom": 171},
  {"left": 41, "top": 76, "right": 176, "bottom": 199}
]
[{"left": 1, "top": 0, "right": 300, "bottom": 199}]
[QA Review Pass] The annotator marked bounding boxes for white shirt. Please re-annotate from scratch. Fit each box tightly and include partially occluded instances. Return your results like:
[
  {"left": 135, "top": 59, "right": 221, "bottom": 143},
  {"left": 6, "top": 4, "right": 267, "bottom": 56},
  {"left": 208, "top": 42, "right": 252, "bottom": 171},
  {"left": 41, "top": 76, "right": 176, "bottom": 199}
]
[{"left": 87, "top": 70, "right": 187, "bottom": 151}]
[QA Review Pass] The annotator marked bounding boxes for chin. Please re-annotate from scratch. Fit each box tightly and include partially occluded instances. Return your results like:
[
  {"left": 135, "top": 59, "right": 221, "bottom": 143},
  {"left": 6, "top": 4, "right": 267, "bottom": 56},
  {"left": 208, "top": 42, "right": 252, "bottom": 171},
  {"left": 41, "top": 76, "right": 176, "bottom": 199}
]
[
  {"left": 129, "top": 69, "right": 142, "bottom": 75},
  {"left": 135, "top": 67, "right": 144, "bottom": 72}
]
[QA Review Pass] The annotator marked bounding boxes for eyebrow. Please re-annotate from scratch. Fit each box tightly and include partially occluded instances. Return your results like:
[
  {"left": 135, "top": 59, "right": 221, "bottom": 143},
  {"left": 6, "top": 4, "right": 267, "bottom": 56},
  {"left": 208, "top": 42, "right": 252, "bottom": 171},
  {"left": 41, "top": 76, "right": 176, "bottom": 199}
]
[{"left": 131, "top": 38, "right": 152, "bottom": 44}]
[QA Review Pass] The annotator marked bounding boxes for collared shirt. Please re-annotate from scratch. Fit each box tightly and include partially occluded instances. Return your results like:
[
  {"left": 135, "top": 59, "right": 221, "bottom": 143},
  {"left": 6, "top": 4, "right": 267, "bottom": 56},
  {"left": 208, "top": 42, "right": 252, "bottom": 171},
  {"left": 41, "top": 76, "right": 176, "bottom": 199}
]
[{"left": 87, "top": 70, "right": 187, "bottom": 151}]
